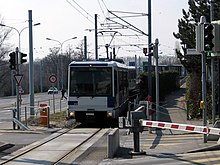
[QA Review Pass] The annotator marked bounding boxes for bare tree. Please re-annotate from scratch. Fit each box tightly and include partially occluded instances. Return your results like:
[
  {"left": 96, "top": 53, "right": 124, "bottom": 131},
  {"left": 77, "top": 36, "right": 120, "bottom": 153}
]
[{"left": 0, "top": 15, "right": 13, "bottom": 96}]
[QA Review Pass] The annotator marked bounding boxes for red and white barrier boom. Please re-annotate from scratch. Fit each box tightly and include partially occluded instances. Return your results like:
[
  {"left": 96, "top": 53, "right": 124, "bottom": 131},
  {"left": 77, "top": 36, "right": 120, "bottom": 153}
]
[{"left": 140, "top": 120, "right": 220, "bottom": 135}]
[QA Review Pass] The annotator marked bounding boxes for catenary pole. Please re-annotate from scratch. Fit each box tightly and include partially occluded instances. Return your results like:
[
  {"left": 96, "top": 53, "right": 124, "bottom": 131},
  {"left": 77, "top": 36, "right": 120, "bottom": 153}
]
[
  {"left": 95, "top": 14, "right": 98, "bottom": 60},
  {"left": 29, "top": 10, "right": 35, "bottom": 117},
  {"left": 155, "top": 39, "right": 159, "bottom": 121},
  {"left": 200, "top": 16, "right": 208, "bottom": 143},
  {"left": 40, "top": 60, "right": 43, "bottom": 92},
  {"left": 210, "top": 0, "right": 216, "bottom": 125},
  {"left": 84, "top": 36, "right": 87, "bottom": 59},
  {"left": 148, "top": 0, "right": 152, "bottom": 109}
]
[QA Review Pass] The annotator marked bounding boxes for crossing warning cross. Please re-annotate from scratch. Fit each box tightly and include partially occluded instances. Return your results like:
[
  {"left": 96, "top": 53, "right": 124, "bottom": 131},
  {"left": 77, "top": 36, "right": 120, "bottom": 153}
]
[{"left": 14, "top": 74, "right": 23, "bottom": 85}]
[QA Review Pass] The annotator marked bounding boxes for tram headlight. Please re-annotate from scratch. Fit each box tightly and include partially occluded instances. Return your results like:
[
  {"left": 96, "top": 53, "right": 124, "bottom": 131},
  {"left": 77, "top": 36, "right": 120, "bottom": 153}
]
[
  {"left": 107, "top": 111, "right": 113, "bottom": 118},
  {"left": 69, "top": 111, "right": 75, "bottom": 117}
]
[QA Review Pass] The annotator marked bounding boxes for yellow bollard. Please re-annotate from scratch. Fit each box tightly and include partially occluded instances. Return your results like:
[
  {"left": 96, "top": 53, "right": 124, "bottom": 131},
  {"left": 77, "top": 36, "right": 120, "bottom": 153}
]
[{"left": 200, "top": 101, "right": 205, "bottom": 110}]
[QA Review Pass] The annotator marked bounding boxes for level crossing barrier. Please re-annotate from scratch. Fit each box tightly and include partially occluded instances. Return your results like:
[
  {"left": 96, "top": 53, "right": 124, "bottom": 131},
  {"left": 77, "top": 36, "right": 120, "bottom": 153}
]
[
  {"left": 140, "top": 120, "right": 220, "bottom": 136},
  {"left": 119, "top": 99, "right": 220, "bottom": 155}
]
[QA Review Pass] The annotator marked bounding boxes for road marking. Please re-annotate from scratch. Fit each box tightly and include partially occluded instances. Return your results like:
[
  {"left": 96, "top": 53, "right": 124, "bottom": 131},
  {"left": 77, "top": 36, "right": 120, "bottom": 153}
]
[
  {"left": 145, "top": 136, "right": 202, "bottom": 141},
  {"left": 147, "top": 133, "right": 202, "bottom": 137},
  {"left": 144, "top": 143, "right": 184, "bottom": 147},
  {"left": 158, "top": 136, "right": 202, "bottom": 140},
  {"left": 190, "top": 157, "right": 220, "bottom": 163},
  {"left": 180, "top": 151, "right": 220, "bottom": 158}
]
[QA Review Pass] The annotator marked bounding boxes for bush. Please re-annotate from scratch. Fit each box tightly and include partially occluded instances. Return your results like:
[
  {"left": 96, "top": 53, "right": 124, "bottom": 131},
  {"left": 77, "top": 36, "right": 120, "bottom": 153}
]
[{"left": 139, "top": 71, "right": 179, "bottom": 102}]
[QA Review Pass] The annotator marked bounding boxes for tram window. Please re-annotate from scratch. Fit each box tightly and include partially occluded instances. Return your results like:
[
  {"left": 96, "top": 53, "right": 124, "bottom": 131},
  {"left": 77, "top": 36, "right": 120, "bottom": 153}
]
[
  {"left": 69, "top": 67, "right": 112, "bottom": 96},
  {"left": 95, "top": 68, "right": 112, "bottom": 96}
]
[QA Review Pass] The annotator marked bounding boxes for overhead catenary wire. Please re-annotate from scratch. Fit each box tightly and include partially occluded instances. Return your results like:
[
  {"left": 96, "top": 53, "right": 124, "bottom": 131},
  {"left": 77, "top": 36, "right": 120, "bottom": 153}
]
[
  {"left": 65, "top": 0, "right": 94, "bottom": 25},
  {"left": 65, "top": 0, "right": 149, "bottom": 57},
  {"left": 69, "top": 0, "right": 94, "bottom": 19},
  {"left": 97, "top": 0, "right": 106, "bottom": 20},
  {"left": 66, "top": 0, "right": 107, "bottom": 27},
  {"left": 106, "top": 10, "right": 148, "bottom": 36}
]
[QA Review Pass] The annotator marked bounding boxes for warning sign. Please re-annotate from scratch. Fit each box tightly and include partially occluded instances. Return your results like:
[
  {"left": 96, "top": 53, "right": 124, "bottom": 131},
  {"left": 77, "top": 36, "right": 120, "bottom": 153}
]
[{"left": 14, "top": 74, "right": 23, "bottom": 85}]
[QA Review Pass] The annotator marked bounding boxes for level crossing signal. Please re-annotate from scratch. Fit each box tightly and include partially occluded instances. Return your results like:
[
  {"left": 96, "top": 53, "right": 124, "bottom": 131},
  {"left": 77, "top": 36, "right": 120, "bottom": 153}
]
[
  {"left": 9, "top": 52, "right": 16, "bottom": 70},
  {"left": 203, "top": 23, "right": 214, "bottom": 56},
  {"left": 19, "top": 52, "right": 27, "bottom": 64}
]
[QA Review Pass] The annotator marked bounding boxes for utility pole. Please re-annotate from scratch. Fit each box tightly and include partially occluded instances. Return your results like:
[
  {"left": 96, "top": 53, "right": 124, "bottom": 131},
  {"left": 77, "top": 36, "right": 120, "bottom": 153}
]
[
  {"left": 200, "top": 16, "right": 208, "bottom": 143},
  {"left": 84, "top": 36, "right": 87, "bottom": 59},
  {"left": 148, "top": 0, "right": 152, "bottom": 107},
  {"left": 210, "top": 0, "right": 216, "bottom": 125},
  {"left": 155, "top": 39, "right": 159, "bottom": 121},
  {"left": 40, "top": 61, "right": 43, "bottom": 93},
  {"left": 95, "top": 14, "right": 98, "bottom": 60},
  {"left": 29, "top": 10, "right": 35, "bottom": 117}
]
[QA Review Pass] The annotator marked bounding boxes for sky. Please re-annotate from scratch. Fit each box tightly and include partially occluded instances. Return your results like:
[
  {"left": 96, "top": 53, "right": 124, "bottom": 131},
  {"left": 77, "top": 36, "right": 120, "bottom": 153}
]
[{"left": 0, "top": 0, "right": 189, "bottom": 60}]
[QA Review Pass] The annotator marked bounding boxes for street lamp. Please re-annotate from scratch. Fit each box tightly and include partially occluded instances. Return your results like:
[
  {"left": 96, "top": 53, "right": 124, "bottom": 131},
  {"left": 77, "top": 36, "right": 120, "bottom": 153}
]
[
  {"left": 0, "top": 23, "right": 40, "bottom": 96},
  {"left": 46, "top": 37, "right": 77, "bottom": 89},
  {"left": 0, "top": 23, "right": 40, "bottom": 52},
  {"left": 0, "top": 22, "right": 40, "bottom": 127}
]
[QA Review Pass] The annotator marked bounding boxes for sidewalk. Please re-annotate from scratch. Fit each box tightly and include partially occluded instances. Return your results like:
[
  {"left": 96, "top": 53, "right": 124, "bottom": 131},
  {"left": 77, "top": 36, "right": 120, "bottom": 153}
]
[
  {"left": 160, "top": 84, "right": 203, "bottom": 127},
  {"left": 114, "top": 85, "right": 220, "bottom": 158}
]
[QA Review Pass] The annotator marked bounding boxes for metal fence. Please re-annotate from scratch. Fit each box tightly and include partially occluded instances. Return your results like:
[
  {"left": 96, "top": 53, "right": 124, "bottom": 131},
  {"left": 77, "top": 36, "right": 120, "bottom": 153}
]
[{"left": 8, "top": 98, "right": 68, "bottom": 129}]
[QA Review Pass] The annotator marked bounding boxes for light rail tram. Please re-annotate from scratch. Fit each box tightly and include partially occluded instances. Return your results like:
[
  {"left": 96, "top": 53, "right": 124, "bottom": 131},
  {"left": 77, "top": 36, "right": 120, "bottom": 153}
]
[{"left": 67, "top": 60, "right": 130, "bottom": 124}]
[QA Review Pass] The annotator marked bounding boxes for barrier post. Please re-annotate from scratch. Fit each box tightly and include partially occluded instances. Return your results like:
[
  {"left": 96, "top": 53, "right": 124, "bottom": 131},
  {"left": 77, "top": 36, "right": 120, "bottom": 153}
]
[
  {"left": 60, "top": 99, "right": 62, "bottom": 112},
  {"left": 47, "top": 107, "right": 50, "bottom": 128},
  {"left": 129, "top": 111, "right": 146, "bottom": 155},
  {"left": 25, "top": 106, "right": 27, "bottom": 126},
  {"left": 118, "top": 104, "right": 147, "bottom": 155},
  {"left": 132, "top": 119, "right": 140, "bottom": 153}
]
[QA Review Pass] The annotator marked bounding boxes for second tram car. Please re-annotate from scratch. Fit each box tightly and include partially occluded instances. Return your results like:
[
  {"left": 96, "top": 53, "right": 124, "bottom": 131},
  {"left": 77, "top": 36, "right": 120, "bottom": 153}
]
[{"left": 67, "top": 60, "right": 129, "bottom": 123}]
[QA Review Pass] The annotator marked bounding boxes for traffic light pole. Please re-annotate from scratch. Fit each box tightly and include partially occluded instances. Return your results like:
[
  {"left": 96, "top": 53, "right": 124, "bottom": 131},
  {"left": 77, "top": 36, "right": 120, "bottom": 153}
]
[
  {"left": 202, "top": 51, "right": 207, "bottom": 143},
  {"left": 15, "top": 47, "right": 21, "bottom": 129},
  {"left": 210, "top": 0, "right": 216, "bottom": 125},
  {"left": 199, "top": 16, "right": 208, "bottom": 143}
]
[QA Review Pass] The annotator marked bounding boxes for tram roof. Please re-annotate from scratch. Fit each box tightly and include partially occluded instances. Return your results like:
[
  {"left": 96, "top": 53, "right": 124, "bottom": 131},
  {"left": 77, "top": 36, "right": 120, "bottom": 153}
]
[{"left": 69, "top": 60, "right": 127, "bottom": 68}]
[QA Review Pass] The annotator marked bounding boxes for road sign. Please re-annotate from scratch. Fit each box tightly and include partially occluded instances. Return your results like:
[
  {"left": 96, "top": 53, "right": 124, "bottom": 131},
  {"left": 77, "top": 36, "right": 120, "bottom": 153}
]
[
  {"left": 14, "top": 74, "right": 23, "bottom": 85},
  {"left": 19, "top": 86, "right": 24, "bottom": 94},
  {"left": 49, "top": 74, "right": 57, "bottom": 83},
  {"left": 186, "top": 49, "right": 201, "bottom": 55}
]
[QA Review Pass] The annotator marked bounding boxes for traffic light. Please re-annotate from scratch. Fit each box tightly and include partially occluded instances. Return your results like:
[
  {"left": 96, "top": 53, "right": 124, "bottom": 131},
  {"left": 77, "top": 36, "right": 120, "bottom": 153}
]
[
  {"left": 143, "top": 48, "right": 147, "bottom": 55},
  {"left": 203, "top": 23, "right": 214, "bottom": 56},
  {"left": 9, "top": 52, "right": 16, "bottom": 70},
  {"left": 19, "top": 52, "right": 27, "bottom": 64}
]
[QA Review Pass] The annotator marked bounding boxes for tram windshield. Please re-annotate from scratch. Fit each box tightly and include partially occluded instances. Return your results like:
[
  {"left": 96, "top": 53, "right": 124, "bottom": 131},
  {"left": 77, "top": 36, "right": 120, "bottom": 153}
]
[{"left": 69, "top": 67, "right": 112, "bottom": 96}]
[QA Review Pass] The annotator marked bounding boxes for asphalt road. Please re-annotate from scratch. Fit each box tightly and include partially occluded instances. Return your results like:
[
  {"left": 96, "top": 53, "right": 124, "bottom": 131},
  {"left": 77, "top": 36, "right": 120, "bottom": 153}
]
[{"left": 0, "top": 92, "right": 67, "bottom": 129}]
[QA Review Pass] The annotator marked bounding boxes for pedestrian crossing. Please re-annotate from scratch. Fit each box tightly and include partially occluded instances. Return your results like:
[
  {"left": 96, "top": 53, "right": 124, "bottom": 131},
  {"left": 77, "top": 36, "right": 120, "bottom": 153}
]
[
  {"left": 142, "top": 133, "right": 204, "bottom": 148},
  {"left": 176, "top": 150, "right": 220, "bottom": 164}
]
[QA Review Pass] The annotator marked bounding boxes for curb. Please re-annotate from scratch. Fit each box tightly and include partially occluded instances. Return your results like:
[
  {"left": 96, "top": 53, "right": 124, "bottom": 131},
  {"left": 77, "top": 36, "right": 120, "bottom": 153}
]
[{"left": 0, "top": 127, "right": 61, "bottom": 134}]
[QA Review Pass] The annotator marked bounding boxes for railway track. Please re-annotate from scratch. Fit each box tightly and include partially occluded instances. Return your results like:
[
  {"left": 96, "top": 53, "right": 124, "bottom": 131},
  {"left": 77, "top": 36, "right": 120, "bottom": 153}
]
[{"left": 0, "top": 128, "right": 109, "bottom": 165}]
